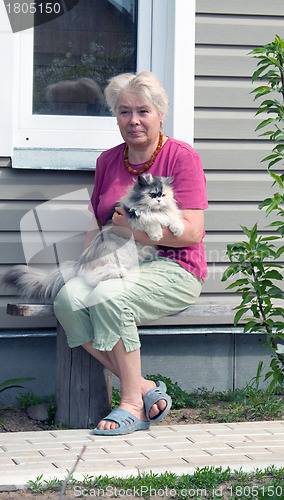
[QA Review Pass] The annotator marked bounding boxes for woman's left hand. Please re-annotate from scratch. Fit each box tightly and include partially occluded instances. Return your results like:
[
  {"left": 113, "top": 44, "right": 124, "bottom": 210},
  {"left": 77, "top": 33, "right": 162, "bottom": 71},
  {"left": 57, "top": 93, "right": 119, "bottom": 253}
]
[{"left": 112, "top": 207, "right": 133, "bottom": 238}]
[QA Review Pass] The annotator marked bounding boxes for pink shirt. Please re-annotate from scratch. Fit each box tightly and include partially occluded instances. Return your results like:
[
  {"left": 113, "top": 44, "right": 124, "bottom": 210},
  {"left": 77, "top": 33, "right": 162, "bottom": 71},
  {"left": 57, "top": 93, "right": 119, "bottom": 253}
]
[{"left": 90, "top": 137, "right": 208, "bottom": 281}]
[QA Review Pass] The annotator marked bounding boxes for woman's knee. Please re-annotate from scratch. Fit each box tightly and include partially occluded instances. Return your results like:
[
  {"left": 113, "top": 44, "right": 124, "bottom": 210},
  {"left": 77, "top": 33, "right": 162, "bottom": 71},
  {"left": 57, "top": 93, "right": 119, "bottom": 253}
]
[{"left": 53, "top": 277, "right": 89, "bottom": 314}]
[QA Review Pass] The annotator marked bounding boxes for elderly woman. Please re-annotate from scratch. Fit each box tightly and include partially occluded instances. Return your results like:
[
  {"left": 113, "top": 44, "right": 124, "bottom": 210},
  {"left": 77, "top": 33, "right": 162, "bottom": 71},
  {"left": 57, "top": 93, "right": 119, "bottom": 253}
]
[{"left": 53, "top": 71, "right": 208, "bottom": 435}]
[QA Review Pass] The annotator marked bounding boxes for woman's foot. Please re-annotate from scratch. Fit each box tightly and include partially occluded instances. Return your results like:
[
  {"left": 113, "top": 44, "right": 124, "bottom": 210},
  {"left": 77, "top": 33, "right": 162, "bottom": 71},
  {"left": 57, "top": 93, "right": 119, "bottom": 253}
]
[
  {"left": 95, "top": 379, "right": 168, "bottom": 431},
  {"left": 142, "top": 379, "right": 167, "bottom": 419},
  {"left": 96, "top": 399, "right": 147, "bottom": 431}
]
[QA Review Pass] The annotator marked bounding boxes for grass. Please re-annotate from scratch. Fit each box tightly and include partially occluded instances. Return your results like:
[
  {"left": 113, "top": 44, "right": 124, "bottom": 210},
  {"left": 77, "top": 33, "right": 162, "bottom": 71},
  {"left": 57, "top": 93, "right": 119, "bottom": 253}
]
[
  {"left": 27, "top": 465, "right": 284, "bottom": 498},
  {"left": 15, "top": 375, "right": 284, "bottom": 498},
  {"left": 16, "top": 374, "right": 284, "bottom": 425},
  {"left": 144, "top": 374, "right": 284, "bottom": 422}
]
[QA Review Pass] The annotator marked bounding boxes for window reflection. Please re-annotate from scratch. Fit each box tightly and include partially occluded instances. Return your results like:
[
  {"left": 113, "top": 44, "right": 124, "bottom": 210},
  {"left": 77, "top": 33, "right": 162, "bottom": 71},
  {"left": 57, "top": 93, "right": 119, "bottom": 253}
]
[{"left": 33, "top": 0, "right": 138, "bottom": 116}]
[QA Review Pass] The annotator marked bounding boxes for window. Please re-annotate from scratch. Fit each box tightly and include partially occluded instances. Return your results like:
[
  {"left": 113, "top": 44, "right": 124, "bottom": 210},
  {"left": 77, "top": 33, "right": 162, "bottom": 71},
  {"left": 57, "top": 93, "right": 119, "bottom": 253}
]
[
  {"left": 0, "top": 0, "right": 196, "bottom": 168},
  {"left": 33, "top": 0, "right": 138, "bottom": 117}
]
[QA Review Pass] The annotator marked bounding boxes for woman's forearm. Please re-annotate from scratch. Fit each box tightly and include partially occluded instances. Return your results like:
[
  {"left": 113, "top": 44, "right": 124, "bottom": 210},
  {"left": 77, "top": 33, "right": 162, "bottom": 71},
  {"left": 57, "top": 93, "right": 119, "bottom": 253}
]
[{"left": 133, "top": 210, "right": 204, "bottom": 248}]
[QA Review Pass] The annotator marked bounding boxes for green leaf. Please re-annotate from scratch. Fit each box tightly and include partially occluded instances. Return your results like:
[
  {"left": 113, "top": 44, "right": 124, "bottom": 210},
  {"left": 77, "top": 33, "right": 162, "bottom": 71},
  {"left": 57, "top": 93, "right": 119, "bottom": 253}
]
[
  {"left": 264, "top": 270, "right": 283, "bottom": 280},
  {"left": 221, "top": 266, "right": 240, "bottom": 281},
  {"left": 275, "top": 246, "right": 284, "bottom": 259},
  {"left": 0, "top": 377, "right": 35, "bottom": 387},
  {"left": 255, "top": 118, "right": 275, "bottom": 131},
  {"left": 251, "top": 64, "right": 270, "bottom": 81},
  {"left": 268, "top": 157, "right": 284, "bottom": 169},
  {"left": 243, "top": 320, "right": 258, "bottom": 333},
  {"left": 234, "top": 308, "right": 250, "bottom": 327},
  {"left": 226, "top": 278, "right": 250, "bottom": 289},
  {"left": 269, "top": 171, "right": 284, "bottom": 188}
]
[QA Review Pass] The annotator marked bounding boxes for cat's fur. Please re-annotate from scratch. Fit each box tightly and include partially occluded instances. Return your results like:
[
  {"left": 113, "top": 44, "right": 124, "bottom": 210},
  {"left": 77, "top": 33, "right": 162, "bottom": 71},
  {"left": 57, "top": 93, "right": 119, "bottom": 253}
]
[{"left": 3, "top": 174, "right": 184, "bottom": 302}]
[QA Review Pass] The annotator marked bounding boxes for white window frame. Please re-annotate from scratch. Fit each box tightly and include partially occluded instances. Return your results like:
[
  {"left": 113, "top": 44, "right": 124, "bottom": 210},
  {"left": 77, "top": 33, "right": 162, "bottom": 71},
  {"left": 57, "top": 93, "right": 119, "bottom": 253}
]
[{"left": 0, "top": 0, "right": 196, "bottom": 168}]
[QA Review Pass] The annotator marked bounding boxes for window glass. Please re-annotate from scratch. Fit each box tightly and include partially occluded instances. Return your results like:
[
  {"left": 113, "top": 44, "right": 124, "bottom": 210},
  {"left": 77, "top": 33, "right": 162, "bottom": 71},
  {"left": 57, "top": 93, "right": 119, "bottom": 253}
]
[{"left": 33, "top": 0, "right": 138, "bottom": 116}]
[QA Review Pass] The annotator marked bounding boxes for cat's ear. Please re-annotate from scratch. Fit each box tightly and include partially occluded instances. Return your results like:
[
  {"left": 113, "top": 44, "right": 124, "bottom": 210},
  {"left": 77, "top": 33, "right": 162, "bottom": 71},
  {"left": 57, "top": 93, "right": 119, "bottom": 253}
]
[
  {"left": 163, "top": 176, "right": 174, "bottom": 185},
  {"left": 138, "top": 174, "right": 153, "bottom": 186}
]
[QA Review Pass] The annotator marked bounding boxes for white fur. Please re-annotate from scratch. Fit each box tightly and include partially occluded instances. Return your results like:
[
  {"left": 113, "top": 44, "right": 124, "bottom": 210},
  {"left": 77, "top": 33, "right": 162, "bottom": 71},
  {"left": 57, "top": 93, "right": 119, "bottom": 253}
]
[{"left": 2, "top": 175, "right": 183, "bottom": 302}]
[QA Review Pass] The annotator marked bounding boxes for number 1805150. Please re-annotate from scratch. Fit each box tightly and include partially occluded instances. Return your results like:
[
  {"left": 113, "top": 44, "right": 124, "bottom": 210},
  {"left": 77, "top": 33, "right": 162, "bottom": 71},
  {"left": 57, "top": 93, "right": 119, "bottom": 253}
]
[{"left": 6, "top": 2, "right": 62, "bottom": 15}]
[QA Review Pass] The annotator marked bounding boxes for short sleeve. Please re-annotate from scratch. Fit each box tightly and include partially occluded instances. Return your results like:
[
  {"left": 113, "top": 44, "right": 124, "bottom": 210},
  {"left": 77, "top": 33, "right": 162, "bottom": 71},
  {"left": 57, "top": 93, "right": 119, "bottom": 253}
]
[{"left": 171, "top": 148, "right": 208, "bottom": 210}]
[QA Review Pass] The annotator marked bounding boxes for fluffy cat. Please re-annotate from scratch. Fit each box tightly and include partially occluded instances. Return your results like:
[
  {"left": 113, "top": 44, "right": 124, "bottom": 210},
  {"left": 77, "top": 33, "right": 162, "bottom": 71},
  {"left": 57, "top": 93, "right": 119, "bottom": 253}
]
[{"left": 3, "top": 174, "right": 184, "bottom": 303}]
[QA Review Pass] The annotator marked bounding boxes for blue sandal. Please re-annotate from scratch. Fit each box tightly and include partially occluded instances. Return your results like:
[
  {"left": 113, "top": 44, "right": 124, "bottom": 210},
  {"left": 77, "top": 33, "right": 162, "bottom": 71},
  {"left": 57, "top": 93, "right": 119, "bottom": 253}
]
[
  {"left": 143, "top": 381, "right": 172, "bottom": 423},
  {"left": 94, "top": 408, "right": 150, "bottom": 435}
]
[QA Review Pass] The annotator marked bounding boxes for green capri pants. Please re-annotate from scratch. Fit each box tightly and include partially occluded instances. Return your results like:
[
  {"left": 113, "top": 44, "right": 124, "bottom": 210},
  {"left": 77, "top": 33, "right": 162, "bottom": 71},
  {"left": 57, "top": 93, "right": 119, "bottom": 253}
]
[{"left": 53, "top": 258, "right": 203, "bottom": 353}]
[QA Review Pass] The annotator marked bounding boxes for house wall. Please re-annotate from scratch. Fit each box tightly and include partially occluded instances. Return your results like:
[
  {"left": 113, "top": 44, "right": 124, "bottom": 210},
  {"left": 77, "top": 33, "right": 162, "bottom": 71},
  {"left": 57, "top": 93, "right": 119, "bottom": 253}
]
[
  {"left": 0, "top": 1, "right": 283, "bottom": 400},
  {"left": 195, "top": 0, "right": 284, "bottom": 311}
]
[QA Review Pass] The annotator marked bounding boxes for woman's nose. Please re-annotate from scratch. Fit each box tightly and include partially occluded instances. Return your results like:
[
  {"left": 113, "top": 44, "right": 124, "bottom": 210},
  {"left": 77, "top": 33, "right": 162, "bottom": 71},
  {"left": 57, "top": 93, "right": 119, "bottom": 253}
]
[{"left": 130, "top": 112, "right": 140, "bottom": 124}]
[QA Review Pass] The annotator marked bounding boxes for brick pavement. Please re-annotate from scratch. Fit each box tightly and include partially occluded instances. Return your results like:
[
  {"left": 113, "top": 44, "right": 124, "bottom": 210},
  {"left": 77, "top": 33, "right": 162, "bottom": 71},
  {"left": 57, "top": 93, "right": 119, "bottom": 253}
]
[{"left": 0, "top": 421, "right": 283, "bottom": 490}]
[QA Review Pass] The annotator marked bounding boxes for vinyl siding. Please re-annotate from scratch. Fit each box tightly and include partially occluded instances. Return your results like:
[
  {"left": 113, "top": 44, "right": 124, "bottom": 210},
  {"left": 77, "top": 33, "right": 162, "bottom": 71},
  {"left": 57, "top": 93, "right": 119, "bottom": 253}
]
[
  {"left": 0, "top": 167, "right": 95, "bottom": 329},
  {"left": 195, "top": 0, "right": 284, "bottom": 312},
  {"left": 0, "top": 0, "right": 283, "bottom": 330}
]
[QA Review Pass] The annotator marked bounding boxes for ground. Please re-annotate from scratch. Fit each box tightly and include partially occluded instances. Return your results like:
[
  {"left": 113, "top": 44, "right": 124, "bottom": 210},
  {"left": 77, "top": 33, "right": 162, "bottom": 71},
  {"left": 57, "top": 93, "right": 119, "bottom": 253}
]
[
  {"left": 0, "top": 404, "right": 256, "bottom": 434},
  {"left": 0, "top": 405, "right": 283, "bottom": 499},
  {"left": 0, "top": 407, "right": 215, "bottom": 500}
]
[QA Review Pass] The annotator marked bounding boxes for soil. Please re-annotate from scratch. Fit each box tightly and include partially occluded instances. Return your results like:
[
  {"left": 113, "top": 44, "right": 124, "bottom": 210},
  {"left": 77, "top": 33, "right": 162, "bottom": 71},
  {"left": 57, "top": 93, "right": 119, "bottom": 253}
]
[{"left": 0, "top": 403, "right": 254, "bottom": 434}]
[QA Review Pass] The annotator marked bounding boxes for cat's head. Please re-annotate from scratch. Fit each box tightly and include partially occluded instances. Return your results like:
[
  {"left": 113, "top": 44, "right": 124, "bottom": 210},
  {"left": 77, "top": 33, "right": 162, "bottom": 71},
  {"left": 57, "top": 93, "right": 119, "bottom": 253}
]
[{"left": 132, "top": 174, "right": 174, "bottom": 210}]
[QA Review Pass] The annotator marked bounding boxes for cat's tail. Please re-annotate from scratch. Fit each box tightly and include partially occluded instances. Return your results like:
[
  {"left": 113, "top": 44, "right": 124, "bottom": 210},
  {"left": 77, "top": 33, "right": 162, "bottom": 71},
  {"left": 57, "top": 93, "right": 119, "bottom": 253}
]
[{"left": 2, "top": 262, "right": 78, "bottom": 302}]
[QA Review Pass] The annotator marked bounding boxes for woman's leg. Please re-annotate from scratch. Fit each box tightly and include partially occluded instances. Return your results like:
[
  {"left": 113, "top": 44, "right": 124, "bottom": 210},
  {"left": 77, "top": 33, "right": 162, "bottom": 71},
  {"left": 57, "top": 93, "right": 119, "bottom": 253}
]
[
  {"left": 82, "top": 340, "right": 165, "bottom": 429},
  {"left": 54, "top": 278, "right": 163, "bottom": 430},
  {"left": 54, "top": 261, "right": 202, "bottom": 430}
]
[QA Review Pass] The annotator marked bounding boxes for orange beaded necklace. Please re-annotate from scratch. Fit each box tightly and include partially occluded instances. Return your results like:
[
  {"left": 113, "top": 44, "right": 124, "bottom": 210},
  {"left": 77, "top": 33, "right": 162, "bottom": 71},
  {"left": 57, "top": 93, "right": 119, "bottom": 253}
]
[{"left": 123, "top": 131, "right": 163, "bottom": 175}]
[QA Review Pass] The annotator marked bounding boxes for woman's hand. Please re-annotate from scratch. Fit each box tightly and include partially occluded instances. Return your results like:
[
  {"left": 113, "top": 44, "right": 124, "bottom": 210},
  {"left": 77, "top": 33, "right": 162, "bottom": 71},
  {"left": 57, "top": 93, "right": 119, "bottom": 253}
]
[
  {"left": 112, "top": 207, "right": 204, "bottom": 247},
  {"left": 112, "top": 206, "right": 133, "bottom": 238}
]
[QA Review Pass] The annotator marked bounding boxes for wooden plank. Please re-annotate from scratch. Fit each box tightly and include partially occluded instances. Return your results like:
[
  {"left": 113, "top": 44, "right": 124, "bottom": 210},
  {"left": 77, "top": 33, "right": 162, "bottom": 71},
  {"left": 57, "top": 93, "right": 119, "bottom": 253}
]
[
  {"left": 55, "top": 322, "right": 72, "bottom": 427},
  {"left": 195, "top": 141, "right": 272, "bottom": 171},
  {"left": 7, "top": 303, "right": 54, "bottom": 317},
  {"left": 0, "top": 233, "right": 84, "bottom": 264},
  {"left": 195, "top": 78, "right": 266, "bottom": 109},
  {"left": 0, "top": 303, "right": 56, "bottom": 329},
  {"left": 195, "top": 110, "right": 264, "bottom": 140},
  {"left": 195, "top": 47, "right": 256, "bottom": 78},
  {"left": 206, "top": 172, "right": 274, "bottom": 201},
  {"left": 5, "top": 299, "right": 238, "bottom": 327},
  {"left": 196, "top": 16, "right": 284, "bottom": 46},
  {"left": 0, "top": 200, "right": 92, "bottom": 232},
  {"left": 68, "top": 346, "right": 112, "bottom": 428},
  {"left": 205, "top": 203, "right": 271, "bottom": 231},
  {"left": 0, "top": 167, "right": 94, "bottom": 200},
  {"left": 197, "top": 0, "right": 284, "bottom": 16},
  {"left": 55, "top": 323, "right": 112, "bottom": 429}
]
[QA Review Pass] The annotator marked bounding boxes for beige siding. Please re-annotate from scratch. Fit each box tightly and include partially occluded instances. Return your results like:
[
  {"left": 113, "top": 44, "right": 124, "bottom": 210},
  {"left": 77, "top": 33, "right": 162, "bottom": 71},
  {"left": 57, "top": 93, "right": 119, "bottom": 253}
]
[
  {"left": 0, "top": 166, "right": 95, "bottom": 329},
  {"left": 195, "top": 0, "right": 284, "bottom": 316},
  {"left": 1, "top": 0, "right": 283, "bottom": 330}
]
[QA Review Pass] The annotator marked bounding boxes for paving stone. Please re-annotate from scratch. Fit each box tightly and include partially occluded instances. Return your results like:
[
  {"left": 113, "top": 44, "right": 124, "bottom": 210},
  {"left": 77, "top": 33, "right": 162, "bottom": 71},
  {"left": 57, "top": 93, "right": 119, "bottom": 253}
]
[
  {"left": 0, "top": 421, "right": 283, "bottom": 489},
  {"left": 228, "top": 441, "right": 284, "bottom": 449}
]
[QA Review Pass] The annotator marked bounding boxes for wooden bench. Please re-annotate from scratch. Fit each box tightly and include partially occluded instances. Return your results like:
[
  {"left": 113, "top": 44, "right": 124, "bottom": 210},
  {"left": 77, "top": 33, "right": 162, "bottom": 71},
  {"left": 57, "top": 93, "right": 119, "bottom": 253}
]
[{"left": 6, "top": 301, "right": 238, "bottom": 429}]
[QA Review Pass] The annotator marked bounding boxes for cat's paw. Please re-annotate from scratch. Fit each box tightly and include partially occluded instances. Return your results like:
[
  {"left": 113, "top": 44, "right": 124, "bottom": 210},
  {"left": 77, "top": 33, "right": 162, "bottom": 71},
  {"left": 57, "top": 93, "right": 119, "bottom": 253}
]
[
  {"left": 147, "top": 229, "right": 163, "bottom": 241},
  {"left": 169, "top": 221, "right": 184, "bottom": 237}
]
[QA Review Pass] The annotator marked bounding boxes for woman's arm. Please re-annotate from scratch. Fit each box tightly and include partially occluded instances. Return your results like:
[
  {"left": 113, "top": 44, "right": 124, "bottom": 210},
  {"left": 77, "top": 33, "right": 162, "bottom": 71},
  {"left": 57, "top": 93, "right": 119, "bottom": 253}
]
[
  {"left": 83, "top": 217, "right": 101, "bottom": 250},
  {"left": 112, "top": 207, "right": 204, "bottom": 247}
]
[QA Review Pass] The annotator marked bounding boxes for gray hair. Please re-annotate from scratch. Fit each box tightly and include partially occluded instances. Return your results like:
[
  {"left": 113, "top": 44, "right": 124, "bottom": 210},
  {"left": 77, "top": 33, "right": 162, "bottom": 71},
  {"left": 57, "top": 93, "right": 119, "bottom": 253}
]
[{"left": 105, "top": 71, "right": 169, "bottom": 118}]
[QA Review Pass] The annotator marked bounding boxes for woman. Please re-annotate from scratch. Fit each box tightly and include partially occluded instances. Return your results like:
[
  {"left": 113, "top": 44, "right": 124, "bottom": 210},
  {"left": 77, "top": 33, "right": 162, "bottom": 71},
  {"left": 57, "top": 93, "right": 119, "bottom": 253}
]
[{"left": 54, "top": 71, "right": 208, "bottom": 435}]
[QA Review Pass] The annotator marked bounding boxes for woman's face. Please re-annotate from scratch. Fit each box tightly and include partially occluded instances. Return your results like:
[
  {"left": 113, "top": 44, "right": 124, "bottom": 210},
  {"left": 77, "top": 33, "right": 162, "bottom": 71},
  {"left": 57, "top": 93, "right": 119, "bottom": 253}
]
[{"left": 116, "top": 91, "right": 162, "bottom": 151}]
